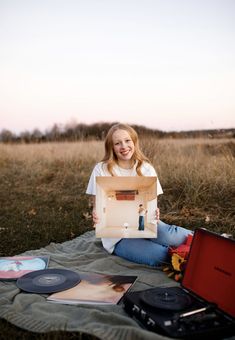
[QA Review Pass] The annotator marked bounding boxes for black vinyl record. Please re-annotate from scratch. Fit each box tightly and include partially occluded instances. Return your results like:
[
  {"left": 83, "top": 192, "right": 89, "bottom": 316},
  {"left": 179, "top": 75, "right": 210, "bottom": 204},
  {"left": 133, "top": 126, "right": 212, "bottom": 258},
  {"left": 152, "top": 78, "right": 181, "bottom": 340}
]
[
  {"left": 140, "top": 287, "right": 193, "bottom": 311},
  {"left": 16, "top": 268, "right": 81, "bottom": 294}
]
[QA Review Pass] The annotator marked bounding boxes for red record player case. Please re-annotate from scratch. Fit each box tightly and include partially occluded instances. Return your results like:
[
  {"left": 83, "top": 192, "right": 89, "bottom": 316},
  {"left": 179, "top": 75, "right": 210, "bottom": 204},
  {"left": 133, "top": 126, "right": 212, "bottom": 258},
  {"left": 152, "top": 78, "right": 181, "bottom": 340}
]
[{"left": 182, "top": 228, "right": 235, "bottom": 319}]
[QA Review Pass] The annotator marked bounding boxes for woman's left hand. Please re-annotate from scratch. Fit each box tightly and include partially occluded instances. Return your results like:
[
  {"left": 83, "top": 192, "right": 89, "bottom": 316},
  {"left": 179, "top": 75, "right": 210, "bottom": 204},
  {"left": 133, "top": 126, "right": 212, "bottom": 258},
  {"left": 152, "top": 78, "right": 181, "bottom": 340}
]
[{"left": 156, "top": 208, "right": 160, "bottom": 222}]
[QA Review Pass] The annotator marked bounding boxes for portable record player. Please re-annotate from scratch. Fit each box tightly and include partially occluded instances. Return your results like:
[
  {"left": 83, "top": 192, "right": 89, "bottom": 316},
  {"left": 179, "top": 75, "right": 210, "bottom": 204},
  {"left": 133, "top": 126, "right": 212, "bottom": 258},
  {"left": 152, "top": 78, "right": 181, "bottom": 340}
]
[{"left": 123, "top": 228, "right": 235, "bottom": 339}]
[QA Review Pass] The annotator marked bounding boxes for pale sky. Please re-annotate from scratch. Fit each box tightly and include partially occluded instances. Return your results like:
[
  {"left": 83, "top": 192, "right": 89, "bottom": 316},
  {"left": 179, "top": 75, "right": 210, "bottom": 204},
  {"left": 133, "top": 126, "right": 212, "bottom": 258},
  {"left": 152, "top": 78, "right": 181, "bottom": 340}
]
[{"left": 0, "top": 0, "right": 235, "bottom": 134}]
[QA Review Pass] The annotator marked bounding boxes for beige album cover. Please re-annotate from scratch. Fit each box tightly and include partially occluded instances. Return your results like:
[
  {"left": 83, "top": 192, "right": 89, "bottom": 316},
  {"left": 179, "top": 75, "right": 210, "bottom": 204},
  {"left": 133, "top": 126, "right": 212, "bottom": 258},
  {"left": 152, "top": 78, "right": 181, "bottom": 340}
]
[{"left": 95, "top": 176, "right": 158, "bottom": 238}]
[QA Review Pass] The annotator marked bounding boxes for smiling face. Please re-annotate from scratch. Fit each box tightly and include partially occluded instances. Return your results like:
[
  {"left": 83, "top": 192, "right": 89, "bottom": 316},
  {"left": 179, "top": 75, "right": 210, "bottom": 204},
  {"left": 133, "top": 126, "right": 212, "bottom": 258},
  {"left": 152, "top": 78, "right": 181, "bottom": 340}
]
[{"left": 112, "top": 129, "right": 135, "bottom": 167}]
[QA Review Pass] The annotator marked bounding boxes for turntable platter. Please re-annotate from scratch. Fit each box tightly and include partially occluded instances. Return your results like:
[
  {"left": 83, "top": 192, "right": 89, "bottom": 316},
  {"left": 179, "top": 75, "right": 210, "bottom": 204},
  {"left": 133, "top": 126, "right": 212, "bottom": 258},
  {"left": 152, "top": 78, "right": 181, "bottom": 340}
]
[{"left": 140, "top": 287, "right": 193, "bottom": 311}]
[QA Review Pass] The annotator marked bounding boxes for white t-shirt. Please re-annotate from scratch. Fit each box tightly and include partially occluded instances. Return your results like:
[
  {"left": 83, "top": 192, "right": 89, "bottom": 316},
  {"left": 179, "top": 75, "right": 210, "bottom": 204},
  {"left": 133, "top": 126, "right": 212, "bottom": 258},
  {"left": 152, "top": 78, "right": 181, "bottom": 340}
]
[
  {"left": 86, "top": 161, "right": 163, "bottom": 254},
  {"left": 139, "top": 208, "right": 146, "bottom": 217}
]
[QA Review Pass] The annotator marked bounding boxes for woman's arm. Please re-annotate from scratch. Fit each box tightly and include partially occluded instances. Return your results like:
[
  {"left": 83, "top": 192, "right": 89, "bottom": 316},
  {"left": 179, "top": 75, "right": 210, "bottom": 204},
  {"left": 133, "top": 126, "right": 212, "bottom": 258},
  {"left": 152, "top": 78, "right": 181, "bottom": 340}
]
[
  {"left": 91, "top": 195, "right": 99, "bottom": 226},
  {"left": 156, "top": 207, "right": 160, "bottom": 221}
]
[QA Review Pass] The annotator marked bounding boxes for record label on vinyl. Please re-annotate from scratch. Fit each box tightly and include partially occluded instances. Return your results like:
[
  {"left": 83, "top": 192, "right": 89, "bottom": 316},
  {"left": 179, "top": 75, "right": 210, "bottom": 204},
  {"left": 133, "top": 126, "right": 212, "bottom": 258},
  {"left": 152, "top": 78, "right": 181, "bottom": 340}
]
[{"left": 16, "top": 268, "right": 81, "bottom": 294}]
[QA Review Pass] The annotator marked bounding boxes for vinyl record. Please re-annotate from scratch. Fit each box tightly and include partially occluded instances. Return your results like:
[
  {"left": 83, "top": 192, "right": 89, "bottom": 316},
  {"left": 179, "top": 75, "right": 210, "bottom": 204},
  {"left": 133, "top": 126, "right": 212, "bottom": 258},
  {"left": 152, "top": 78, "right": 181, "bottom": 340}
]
[
  {"left": 140, "top": 287, "right": 193, "bottom": 311},
  {"left": 16, "top": 268, "right": 81, "bottom": 294}
]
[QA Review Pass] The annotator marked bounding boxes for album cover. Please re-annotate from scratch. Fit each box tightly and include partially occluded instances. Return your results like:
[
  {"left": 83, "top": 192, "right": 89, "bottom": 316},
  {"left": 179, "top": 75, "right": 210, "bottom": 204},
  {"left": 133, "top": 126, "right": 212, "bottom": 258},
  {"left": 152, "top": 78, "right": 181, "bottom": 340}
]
[
  {"left": 0, "top": 256, "right": 50, "bottom": 280},
  {"left": 96, "top": 176, "right": 158, "bottom": 238},
  {"left": 47, "top": 272, "right": 137, "bottom": 305}
]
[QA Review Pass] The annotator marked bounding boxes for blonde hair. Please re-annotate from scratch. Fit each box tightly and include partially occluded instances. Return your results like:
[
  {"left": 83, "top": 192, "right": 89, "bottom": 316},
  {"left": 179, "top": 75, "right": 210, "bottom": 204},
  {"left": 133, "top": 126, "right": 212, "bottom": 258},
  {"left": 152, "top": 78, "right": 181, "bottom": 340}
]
[{"left": 101, "top": 123, "right": 150, "bottom": 176}]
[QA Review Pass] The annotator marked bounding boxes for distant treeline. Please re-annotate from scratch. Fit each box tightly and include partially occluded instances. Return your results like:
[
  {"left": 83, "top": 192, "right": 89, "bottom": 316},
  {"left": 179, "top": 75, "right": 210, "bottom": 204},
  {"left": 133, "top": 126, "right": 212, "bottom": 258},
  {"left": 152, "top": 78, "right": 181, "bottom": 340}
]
[{"left": 0, "top": 122, "right": 234, "bottom": 143}]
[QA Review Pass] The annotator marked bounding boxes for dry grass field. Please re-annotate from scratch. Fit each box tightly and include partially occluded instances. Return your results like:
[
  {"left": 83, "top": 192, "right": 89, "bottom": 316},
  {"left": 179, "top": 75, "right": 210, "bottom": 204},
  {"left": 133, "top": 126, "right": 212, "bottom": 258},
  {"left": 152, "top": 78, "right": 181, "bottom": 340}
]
[{"left": 0, "top": 137, "right": 234, "bottom": 339}]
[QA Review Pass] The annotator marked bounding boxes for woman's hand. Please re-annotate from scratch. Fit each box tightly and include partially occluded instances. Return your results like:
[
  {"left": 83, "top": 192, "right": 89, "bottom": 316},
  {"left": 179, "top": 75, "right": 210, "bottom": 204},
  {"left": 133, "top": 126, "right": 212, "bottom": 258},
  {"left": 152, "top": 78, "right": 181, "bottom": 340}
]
[
  {"left": 92, "top": 210, "right": 99, "bottom": 227},
  {"left": 156, "top": 208, "right": 160, "bottom": 222}
]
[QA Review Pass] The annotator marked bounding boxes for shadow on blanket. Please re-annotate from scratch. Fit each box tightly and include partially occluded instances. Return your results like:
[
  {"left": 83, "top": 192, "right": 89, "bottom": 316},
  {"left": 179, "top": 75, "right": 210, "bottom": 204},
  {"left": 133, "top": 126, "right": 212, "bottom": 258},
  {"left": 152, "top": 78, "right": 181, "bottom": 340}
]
[{"left": 0, "top": 230, "right": 179, "bottom": 340}]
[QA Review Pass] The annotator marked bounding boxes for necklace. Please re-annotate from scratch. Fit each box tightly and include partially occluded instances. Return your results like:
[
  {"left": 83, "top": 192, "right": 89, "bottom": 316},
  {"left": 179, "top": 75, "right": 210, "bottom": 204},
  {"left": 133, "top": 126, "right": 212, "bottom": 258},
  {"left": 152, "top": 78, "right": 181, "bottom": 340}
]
[{"left": 115, "top": 163, "right": 136, "bottom": 176}]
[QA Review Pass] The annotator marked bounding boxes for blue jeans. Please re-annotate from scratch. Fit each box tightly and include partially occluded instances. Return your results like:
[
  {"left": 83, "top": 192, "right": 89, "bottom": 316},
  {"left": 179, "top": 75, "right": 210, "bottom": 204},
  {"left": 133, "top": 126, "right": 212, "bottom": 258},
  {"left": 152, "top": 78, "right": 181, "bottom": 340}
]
[
  {"left": 138, "top": 216, "right": 144, "bottom": 230},
  {"left": 114, "top": 220, "right": 193, "bottom": 267}
]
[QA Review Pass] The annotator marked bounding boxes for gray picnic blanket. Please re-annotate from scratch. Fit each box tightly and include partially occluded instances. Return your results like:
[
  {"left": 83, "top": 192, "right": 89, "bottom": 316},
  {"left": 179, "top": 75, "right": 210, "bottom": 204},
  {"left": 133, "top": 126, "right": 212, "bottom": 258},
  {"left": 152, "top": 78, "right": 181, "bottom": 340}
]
[{"left": 0, "top": 230, "right": 234, "bottom": 340}]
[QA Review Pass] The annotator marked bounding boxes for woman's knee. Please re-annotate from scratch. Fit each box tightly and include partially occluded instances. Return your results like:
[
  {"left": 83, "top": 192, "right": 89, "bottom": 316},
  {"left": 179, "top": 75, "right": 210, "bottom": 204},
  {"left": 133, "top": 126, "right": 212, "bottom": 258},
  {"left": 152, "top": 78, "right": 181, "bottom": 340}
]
[
  {"left": 114, "top": 238, "right": 169, "bottom": 267},
  {"left": 153, "top": 220, "right": 193, "bottom": 247}
]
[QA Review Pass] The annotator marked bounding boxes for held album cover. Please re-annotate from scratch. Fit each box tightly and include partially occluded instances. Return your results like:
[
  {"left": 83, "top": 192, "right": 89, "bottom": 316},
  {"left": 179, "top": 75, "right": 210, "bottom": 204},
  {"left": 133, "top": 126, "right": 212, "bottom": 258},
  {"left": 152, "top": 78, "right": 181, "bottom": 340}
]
[{"left": 95, "top": 176, "right": 158, "bottom": 238}]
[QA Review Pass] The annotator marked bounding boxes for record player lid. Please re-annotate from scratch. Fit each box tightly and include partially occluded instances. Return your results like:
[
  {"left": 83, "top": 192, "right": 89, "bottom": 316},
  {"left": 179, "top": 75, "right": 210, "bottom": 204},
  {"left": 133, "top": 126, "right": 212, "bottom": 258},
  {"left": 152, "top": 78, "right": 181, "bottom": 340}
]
[{"left": 182, "top": 228, "right": 235, "bottom": 318}]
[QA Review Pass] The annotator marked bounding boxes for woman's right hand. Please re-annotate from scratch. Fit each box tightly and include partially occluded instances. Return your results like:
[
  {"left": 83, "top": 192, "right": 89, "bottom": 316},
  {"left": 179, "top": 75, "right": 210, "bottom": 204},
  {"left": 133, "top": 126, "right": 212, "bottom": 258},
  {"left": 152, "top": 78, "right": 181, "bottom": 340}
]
[{"left": 92, "top": 210, "right": 99, "bottom": 227}]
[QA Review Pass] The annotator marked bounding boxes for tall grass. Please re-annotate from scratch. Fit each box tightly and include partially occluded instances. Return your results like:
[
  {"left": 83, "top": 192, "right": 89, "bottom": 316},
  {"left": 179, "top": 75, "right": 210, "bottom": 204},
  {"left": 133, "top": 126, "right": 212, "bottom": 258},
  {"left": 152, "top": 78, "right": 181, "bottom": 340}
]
[
  {"left": 0, "top": 137, "right": 234, "bottom": 256},
  {"left": 141, "top": 138, "right": 234, "bottom": 232}
]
